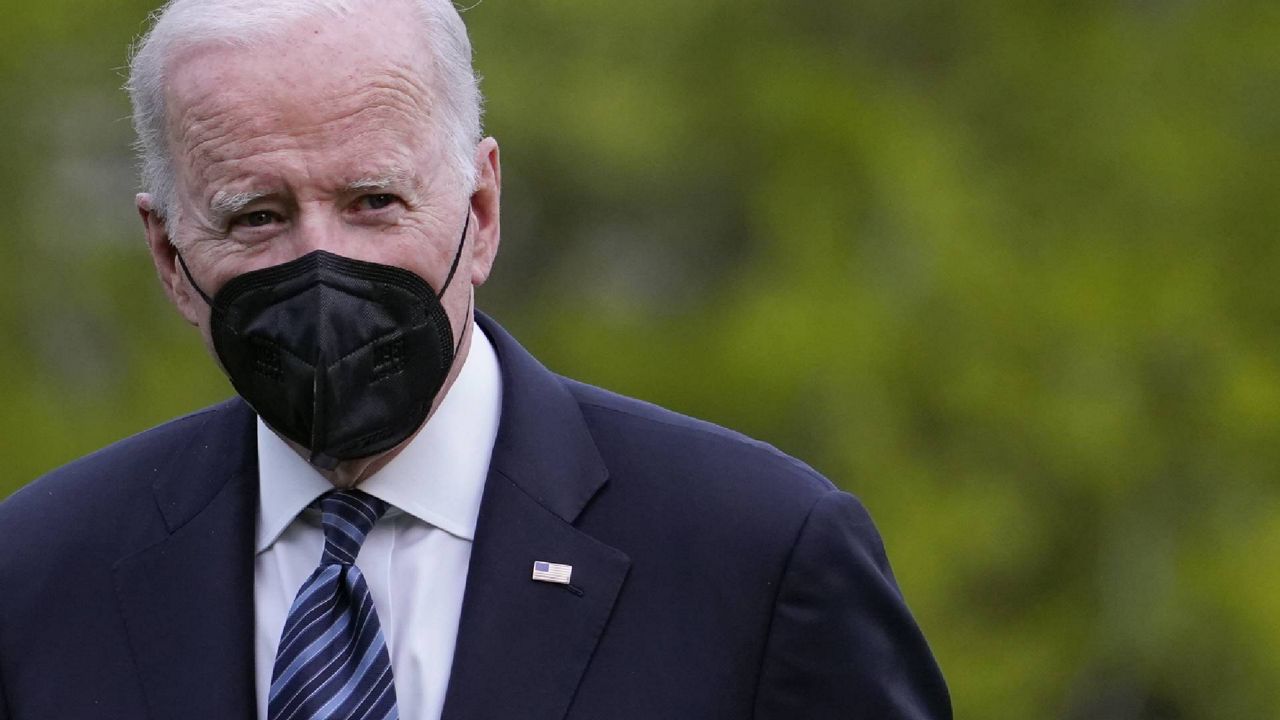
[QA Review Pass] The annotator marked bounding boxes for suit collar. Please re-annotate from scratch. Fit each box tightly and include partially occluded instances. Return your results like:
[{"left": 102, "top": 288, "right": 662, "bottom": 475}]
[
  {"left": 151, "top": 398, "right": 258, "bottom": 532},
  {"left": 476, "top": 312, "right": 609, "bottom": 523}
]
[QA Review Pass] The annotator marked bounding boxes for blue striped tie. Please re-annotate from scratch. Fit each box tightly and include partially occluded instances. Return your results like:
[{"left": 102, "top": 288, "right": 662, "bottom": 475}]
[{"left": 269, "top": 490, "right": 399, "bottom": 720}]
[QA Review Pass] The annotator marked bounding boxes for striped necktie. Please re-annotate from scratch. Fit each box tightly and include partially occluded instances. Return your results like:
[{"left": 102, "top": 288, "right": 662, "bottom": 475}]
[{"left": 268, "top": 490, "right": 399, "bottom": 720}]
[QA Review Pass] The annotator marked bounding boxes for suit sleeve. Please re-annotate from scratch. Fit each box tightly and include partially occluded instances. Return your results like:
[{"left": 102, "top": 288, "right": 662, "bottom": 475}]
[{"left": 752, "top": 491, "right": 952, "bottom": 720}]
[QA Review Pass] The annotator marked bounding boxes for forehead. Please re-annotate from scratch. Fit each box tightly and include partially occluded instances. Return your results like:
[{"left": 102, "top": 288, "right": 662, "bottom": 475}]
[{"left": 164, "top": 8, "right": 439, "bottom": 181}]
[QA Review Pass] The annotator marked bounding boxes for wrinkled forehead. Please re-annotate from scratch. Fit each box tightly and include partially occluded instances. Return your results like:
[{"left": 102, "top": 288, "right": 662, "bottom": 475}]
[{"left": 162, "top": 6, "right": 439, "bottom": 164}]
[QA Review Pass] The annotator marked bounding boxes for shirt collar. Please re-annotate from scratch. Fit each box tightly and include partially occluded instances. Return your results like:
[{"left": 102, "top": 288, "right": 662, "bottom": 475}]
[{"left": 255, "top": 321, "right": 503, "bottom": 553}]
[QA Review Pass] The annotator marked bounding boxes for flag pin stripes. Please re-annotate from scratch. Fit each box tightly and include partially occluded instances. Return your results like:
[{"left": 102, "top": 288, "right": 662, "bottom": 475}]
[{"left": 532, "top": 561, "right": 573, "bottom": 584}]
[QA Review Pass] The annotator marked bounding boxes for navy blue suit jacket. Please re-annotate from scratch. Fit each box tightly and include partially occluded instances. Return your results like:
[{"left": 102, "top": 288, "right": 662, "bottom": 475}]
[{"left": 0, "top": 314, "right": 950, "bottom": 719}]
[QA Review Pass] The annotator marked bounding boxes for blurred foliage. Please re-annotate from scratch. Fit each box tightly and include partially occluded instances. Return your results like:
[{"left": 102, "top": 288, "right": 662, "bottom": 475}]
[{"left": 2, "top": 0, "right": 1278, "bottom": 717}]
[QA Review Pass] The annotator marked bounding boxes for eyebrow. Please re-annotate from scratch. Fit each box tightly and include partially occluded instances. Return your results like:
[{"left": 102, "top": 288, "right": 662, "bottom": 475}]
[
  {"left": 209, "top": 189, "right": 271, "bottom": 224},
  {"left": 344, "top": 168, "right": 415, "bottom": 194}
]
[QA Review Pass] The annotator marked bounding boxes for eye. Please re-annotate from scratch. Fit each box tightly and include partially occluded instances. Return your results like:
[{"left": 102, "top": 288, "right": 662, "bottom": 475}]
[
  {"left": 233, "top": 210, "right": 282, "bottom": 229},
  {"left": 356, "top": 194, "right": 399, "bottom": 211}
]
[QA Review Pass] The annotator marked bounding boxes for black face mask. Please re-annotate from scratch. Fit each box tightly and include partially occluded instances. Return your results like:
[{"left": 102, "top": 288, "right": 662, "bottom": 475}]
[{"left": 177, "top": 212, "right": 471, "bottom": 470}]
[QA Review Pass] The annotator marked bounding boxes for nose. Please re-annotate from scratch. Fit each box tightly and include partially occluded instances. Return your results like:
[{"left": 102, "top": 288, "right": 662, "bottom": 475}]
[{"left": 285, "top": 202, "right": 349, "bottom": 260}]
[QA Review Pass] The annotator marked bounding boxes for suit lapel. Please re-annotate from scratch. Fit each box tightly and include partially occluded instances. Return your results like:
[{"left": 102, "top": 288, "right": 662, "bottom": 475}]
[
  {"left": 113, "top": 400, "right": 258, "bottom": 720},
  {"left": 441, "top": 472, "right": 630, "bottom": 720},
  {"left": 441, "top": 315, "right": 631, "bottom": 720}
]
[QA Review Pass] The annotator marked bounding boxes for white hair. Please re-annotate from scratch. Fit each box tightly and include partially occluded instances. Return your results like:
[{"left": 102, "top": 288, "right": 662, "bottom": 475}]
[{"left": 126, "top": 0, "right": 483, "bottom": 231}]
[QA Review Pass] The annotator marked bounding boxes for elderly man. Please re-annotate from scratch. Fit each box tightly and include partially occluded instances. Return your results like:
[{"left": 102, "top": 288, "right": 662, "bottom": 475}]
[{"left": 0, "top": 0, "right": 950, "bottom": 718}]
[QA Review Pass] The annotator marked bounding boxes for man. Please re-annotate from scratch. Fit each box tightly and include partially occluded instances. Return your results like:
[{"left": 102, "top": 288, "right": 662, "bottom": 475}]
[{"left": 0, "top": 0, "right": 951, "bottom": 718}]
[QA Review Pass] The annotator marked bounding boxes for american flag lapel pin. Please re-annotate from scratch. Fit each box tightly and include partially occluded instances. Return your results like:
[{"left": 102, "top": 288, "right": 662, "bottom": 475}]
[{"left": 531, "top": 561, "right": 573, "bottom": 585}]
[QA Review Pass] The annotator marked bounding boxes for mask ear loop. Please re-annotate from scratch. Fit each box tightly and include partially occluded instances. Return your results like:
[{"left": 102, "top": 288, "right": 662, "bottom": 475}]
[
  {"left": 454, "top": 291, "right": 474, "bottom": 356},
  {"left": 175, "top": 249, "right": 216, "bottom": 306},
  {"left": 437, "top": 207, "right": 471, "bottom": 300},
  {"left": 438, "top": 207, "right": 474, "bottom": 358}
]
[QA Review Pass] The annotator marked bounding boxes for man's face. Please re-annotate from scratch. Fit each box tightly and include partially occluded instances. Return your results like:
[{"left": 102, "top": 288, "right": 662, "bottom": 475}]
[{"left": 140, "top": 3, "right": 500, "bottom": 365}]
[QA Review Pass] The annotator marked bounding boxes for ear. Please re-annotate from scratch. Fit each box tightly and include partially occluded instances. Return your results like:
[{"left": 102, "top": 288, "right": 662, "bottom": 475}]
[
  {"left": 467, "top": 137, "right": 501, "bottom": 286},
  {"left": 138, "top": 193, "right": 202, "bottom": 326}
]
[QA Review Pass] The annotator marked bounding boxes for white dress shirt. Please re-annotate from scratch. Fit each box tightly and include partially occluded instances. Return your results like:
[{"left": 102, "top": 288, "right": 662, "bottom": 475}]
[{"left": 253, "top": 323, "right": 502, "bottom": 720}]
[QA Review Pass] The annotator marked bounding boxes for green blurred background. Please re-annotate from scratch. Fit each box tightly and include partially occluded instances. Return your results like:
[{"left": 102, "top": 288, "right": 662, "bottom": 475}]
[{"left": 2, "top": 1, "right": 1278, "bottom": 717}]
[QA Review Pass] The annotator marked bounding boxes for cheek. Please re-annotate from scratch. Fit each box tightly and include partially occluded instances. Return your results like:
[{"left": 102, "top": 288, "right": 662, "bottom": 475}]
[
  {"left": 186, "top": 230, "right": 288, "bottom": 289},
  {"left": 381, "top": 227, "right": 461, "bottom": 287}
]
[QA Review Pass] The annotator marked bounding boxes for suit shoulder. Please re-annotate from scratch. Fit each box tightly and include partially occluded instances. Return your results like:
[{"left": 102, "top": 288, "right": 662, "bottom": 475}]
[
  {"left": 0, "top": 400, "right": 234, "bottom": 549},
  {"left": 562, "top": 377, "right": 838, "bottom": 504},
  {"left": 562, "top": 378, "right": 885, "bottom": 605}
]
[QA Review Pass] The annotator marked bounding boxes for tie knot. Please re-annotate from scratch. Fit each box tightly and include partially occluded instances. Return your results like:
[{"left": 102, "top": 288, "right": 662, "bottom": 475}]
[{"left": 319, "top": 490, "right": 389, "bottom": 566}]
